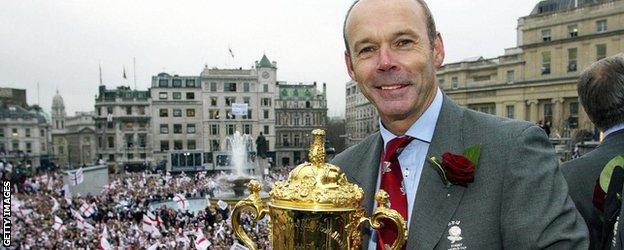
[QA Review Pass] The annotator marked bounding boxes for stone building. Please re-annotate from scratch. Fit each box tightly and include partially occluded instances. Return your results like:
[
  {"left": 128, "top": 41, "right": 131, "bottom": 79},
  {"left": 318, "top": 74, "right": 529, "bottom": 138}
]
[
  {"left": 150, "top": 73, "right": 204, "bottom": 172},
  {"left": 0, "top": 104, "right": 51, "bottom": 168},
  {"left": 275, "top": 82, "right": 327, "bottom": 166},
  {"left": 50, "top": 91, "right": 97, "bottom": 168},
  {"left": 441, "top": 0, "right": 623, "bottom": 138},
  {"left": 200, "top": 55, "right": 277, "bottom": 164},
  {"left": 94, "top": 85, "right": 153, "bottom": 170},
  {"left": 344, "top": 80, "right": 379, "bottom": 147}
]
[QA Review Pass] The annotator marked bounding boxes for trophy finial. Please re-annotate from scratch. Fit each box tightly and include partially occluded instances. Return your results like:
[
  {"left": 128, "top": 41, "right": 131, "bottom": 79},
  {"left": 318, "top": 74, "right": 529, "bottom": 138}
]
[{"left": 308, "top": 129, "right": 326, "bottom": 166}]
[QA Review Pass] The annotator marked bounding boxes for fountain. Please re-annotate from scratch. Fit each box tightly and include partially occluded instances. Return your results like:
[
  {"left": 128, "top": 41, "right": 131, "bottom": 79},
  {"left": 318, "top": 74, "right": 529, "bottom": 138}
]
[
  {"left": 150, "top": 131, "right": 268, "bottom": 213},
  {"left": 211, "top": 131, "right": 269, "bottom": 206}
]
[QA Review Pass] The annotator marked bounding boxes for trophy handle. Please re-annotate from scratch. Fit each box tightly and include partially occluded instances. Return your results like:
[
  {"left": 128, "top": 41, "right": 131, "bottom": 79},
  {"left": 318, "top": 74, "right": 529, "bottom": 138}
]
[
  {"left": 231, "top": 180, "right": 267, "bottom": 250},
  {"left": 357, "top": 190, "right": 408, "bottom": 250}
]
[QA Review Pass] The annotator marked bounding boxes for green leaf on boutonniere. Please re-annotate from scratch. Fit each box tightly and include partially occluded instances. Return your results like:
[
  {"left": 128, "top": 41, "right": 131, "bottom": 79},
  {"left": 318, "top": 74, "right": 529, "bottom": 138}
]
[
  {"left": 599, "top": 155, "right": 624, "bottom": 193},
  {"left": 462, "top": 144, "right": 481, "bottom": 167}
]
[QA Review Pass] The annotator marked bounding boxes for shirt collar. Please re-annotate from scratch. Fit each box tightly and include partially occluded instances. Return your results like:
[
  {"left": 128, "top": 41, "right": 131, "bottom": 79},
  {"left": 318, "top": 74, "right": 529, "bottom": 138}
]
[
  {"left": 380, "top": 87, "right": 443, "bottom": 148},
  {"left": 604, "top": 122, "right": 624, "bottom": 139}
]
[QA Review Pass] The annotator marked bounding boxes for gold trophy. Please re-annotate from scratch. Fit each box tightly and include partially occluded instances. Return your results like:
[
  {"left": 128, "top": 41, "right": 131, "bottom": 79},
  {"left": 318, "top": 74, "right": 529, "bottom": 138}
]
[{"left": 232, "top": 129, "right": 407, "bottom": 250}]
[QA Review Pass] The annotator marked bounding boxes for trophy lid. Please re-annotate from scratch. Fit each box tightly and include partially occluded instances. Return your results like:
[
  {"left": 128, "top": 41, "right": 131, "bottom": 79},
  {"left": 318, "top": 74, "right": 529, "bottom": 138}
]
[{"left": 270, "top": 129, "right": 363, "bottom": 211}]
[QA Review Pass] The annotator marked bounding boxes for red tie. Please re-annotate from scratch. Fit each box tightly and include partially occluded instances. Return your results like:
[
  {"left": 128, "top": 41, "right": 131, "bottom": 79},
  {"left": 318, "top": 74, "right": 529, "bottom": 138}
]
[{"left": 378, "top": 136, "right": 414, "bottom": 250}]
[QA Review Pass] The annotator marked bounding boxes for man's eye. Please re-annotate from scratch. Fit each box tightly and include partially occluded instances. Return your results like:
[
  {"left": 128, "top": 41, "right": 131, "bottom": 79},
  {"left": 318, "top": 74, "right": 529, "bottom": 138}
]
[
  {"left": 358, "top": 47, "right": 374, "bottom": 55},
  {"left": 397, "top": 39, "right": 413, "bottom": 47}
]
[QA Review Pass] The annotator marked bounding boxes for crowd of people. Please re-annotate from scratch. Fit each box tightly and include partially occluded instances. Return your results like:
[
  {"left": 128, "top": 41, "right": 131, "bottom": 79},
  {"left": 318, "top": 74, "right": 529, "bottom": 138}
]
[{"left": 4, "top": 162, "right": 293, "bottom": 249}]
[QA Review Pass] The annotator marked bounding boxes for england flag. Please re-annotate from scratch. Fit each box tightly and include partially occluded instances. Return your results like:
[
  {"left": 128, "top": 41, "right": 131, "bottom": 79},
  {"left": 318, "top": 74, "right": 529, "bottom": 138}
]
[
  {"left": 194, "top": 227, "right": 211, "bottom": 250},
  {"left": 69, "top": 168, "right": 84, "bottom": 186},
  {"left": 173, "top": 194, "right": 188, "bottom": 210}
]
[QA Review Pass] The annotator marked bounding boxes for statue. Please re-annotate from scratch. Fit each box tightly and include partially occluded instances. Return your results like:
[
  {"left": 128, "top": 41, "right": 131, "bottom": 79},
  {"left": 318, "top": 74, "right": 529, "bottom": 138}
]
[{"left": 255, "top": 132, "right": 268, "bottom": 159}]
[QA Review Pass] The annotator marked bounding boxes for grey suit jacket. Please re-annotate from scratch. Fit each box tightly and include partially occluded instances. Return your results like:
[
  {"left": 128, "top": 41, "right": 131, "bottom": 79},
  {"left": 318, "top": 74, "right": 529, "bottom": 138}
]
[
  {"left": 332, "top": 95, "right": 588, "bottom": 249},
  {"left": 562, "top": 129, "right": 624, "bottom": 249}
]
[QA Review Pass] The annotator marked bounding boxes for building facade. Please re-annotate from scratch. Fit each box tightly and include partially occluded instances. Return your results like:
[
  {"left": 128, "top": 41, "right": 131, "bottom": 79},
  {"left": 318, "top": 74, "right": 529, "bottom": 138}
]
[
  {"left": 150, "top": 73, "right": 204, "bottom": 171},
  {"left": 345, "top": 0, "right": 624, "bottom": 146},
  {"left": 275, "top": 82, "right": 328, "bottom": 166},
  {"left": 0, "top": 104, "right": 51, "bottom": 168},
  {"left": 94, "top": 85, "right": 153, "bottom": 170},
  {"left": 50, "top": 92, "right": 97, "bottom": 168},
  {"left": 441, "top": 0, "right": 623, "bottom": 138},
  {"left": 200, "top": 55, "right": 278, "bottom": 165},
  {"left": 344, "top": 80, "right": 379, "bottom": 147}
]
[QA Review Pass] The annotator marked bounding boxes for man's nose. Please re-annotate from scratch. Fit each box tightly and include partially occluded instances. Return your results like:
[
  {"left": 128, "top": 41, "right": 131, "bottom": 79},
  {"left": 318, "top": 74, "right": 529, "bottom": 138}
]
[{"left": 377, "top": 46, "right": 398, "bottom": 72}]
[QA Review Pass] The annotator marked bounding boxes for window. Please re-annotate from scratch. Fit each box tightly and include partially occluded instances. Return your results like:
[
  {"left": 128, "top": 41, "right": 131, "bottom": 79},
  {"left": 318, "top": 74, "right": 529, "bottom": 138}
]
[
  {"left": 568, "top": 24, "right": 578, "bottom": 38},
  {"left": 226, "top": 110, "right": 235, "bottom": 119},
  {"left": 107, "top": 107, "right": 113, "bottom": 114},
  {"left": 263, "top": 84, "right": 269, "bottom": 92},
  {"left": 544, "top": 103, "right": 553, "bottom": 124},
  {"left": 506, "top": 70, "right": 515, "bottom": 83},
  {"left": 174, "top": 140, "right": 183, "bottom": 150},
  {"left": 12, "top": 141, "right": 19, "bottom": 151},
  {"left": 210, "top": 124, "right": 219, "bottom": 135},
  {"left": 26, "top": 142, "right": 31, "bottom": 153},
  {"left": 437, "top": 78, "right": 445, "bottom": 88},
  {"left": 159, "top": 109, "right": 168, "bottom": 117},
  {"left": 568, "top": 48, "right": 578, "bottom": 72},
  {"left": 264, "top": 125, "right": 269, "bottom": 135},
  {"left": 108, "top": 136, "right": 114, "bottom": 148},
  {"left": 138, "top": 106, "right": 145, "bottom": 115},
  {"left": 125, "top": 134, "right": 134, "bottom": 148},
  {"left": 596, "top": 44, "right": 607, "bottom": 61},
  {"left": 25, "top": 128, "right": 31, "bottom": 138},
  {"left": 109, "top": 154, "right": 115, "bottom": 162},
  {"left": 596, "top": 20, "right": 607, "bottom": 33},
  {"left": 186, "top": 92, "right": 195, "bottom": 100},
  {"left": 225, "top": 83, "right": 237, "bottom": 92},
  {"left": 451, "top": 77, "right": 459, "bottom": 89},
  {"left": 243, "top": 82, "right": 250, "bottom": 92},
  {"left": 243, "top": 97, "right": 250, "bottom": 104},
  {"left": 140, "top": 153, "right": 146, "bottom": 159},
  {"left": 174, "top": 124, "right": 182, "bottom": 134},
  {"left": 187, "top": 124, "right": 196, "bottom": 134},
  {"left": 173, "top": 109, "right": 182, "bottom": 117},
  {"left": 186, "top": 79, "right": 196, "bottom": 87},
  {"left": 126, "top": 106, "right": 132, "bottom": 115},
  {"left": 210, "top": 82, "right": 217, "bottom": 92},
  {"left": 186, "top": 109, "right": 195, "bottom": 117},
  {"left": 243, "top": 124, "right": 252, "bottom": 135},
  {"left": 261, "top": 98, "right": 271, "bottom": 107},
  {"left": 225, "top": 97, "right": 235, "bottom": 106},
  {"left": 160, "top": 140, "right": 170, "bottom": 151},
  {"left": 125, "top": 122, "right": 133, "bottom": 129},
  {"left": 541, "top": 51, "right": 551, "bottom": 75},
  {"left": 569, "top": 102, "right": 579, "bottom": 129},
  {"left": 209, "top": 110, "right": 220, "bottom": 119},
  {"left": 0, "top": 128, "right": 5, "bottom": 138},
  {"left": 306, "top": 101, "right": 311, "bottom": 108},
  {"left": 506, "top": 105, "right": 514, "bottom": 119},
  {"left": 541, "top": 29, "right": 551, "bottom": 42},
  {"left": 172, "top": 79, "right": 182, "bottom": 87},
  {"left": 172, "top": 92, "right": 182, "bottom": 100},
  {"left": 227, "top": 124, "right": 235, "bottom": 135},
  {"left": 305, "top": 114, "right": 311, "bottom": 125},
  {"left": 160, "top": 124, "right": 169, "bottom": 134},
  {"left": 211, "top": 140, "right": 220, "bottom": 151},
  {"left": 263, "top": 110, "right": 269, "bottom": 119},
  {"left": 138, "top": 121, "right": 146, "bottom": 129},
  {"left": 159, "top": 79, "right": 168, "bottom": 87},
  {"left": 211, "top": 97, "right": 218, "bottom": 106},
  {"left": 282, "top": 134, "right": 290, "bottom": 147},
  {"left": 187, "top": 140, "right": 196, "bottom": 150},
  {"left": 245, "top": 109, "right": 252, "bottom": 119},
  {"left": 159, "top": 92, "right": 168, "bottom": 100},
  {"left": 138, "top": 134, "right": 146, "bottom": 148},
  {"left": 127, "top": 153, "right": 134, "bottom": 160}
]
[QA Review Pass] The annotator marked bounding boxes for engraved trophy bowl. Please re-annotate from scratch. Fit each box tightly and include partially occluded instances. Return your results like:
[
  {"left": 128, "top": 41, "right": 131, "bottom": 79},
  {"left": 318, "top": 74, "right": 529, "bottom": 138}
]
[{"left": 232, "top": 129, "right": 408, "bottom": 250}]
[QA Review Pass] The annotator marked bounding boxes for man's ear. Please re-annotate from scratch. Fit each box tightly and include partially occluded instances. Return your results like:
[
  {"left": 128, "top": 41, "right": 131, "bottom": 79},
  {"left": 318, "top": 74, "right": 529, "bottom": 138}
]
[
  {"left": 344, "top": 51, "right": 356, "bottom": 80},
  {"left": 433, "top": 32, "right": 445, "bottom": 68}
]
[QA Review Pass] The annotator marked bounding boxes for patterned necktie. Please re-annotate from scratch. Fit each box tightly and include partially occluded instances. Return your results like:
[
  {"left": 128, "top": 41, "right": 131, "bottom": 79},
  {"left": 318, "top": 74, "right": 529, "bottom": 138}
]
[{"left": 378, "top": 136, "right": 414, "bottom": 250}]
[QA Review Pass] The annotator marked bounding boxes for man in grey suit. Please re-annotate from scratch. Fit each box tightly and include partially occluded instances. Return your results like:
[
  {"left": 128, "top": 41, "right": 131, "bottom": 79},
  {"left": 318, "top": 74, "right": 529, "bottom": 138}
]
[
  {"left": 332, "top": 0, "right": 589, "bottom": 249},
  {"left": 562, "top": 54, "right": 624, "bottom": 249}
]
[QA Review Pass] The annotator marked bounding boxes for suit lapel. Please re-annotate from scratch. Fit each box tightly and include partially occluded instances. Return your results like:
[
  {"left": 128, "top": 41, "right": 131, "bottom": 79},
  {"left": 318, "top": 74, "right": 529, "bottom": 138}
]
[{"left": 408, "top": 95, "right": 467, "bottom": 249}]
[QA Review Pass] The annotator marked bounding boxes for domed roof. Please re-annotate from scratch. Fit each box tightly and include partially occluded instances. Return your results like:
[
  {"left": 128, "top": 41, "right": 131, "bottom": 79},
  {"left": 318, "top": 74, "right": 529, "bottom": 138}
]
[{"left": 52, "top": 90, "right": 65, "bottom": 110}]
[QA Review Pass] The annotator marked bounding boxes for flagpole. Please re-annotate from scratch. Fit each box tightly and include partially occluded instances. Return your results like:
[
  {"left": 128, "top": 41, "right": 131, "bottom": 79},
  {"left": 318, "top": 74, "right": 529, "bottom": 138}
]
[{"left": 133, "top": 57, "right": 137, "bottom": 90}]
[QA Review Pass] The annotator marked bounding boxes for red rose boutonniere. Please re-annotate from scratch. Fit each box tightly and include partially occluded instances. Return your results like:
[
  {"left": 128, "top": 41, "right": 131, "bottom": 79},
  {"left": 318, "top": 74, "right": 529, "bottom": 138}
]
[{"left": 427, "top": 144, "right": 481, "bottom": 187}]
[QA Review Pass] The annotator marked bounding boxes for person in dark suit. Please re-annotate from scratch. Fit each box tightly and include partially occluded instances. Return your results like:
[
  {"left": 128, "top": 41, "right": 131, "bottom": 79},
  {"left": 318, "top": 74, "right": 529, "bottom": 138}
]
[
  {"left": 332, "top": 0, "right": 589, "bottom": 249},
  {"left": 561, "top": 53, "right": 624, "bottom": 249}
]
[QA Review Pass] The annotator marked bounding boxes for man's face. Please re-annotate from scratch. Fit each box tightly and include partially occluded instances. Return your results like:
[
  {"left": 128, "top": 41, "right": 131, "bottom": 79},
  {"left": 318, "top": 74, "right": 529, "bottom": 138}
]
[{"left": 344, "top": 0, "right": 444, "bottom": 124}]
